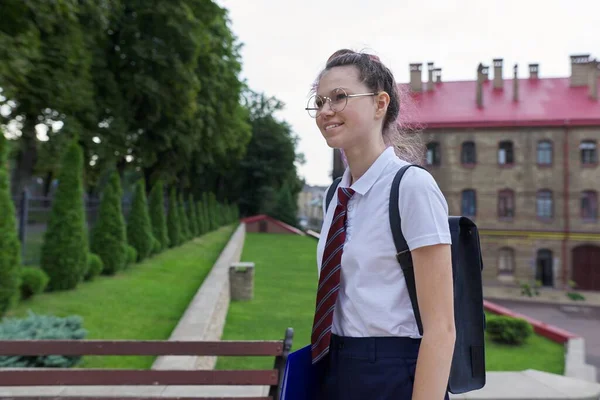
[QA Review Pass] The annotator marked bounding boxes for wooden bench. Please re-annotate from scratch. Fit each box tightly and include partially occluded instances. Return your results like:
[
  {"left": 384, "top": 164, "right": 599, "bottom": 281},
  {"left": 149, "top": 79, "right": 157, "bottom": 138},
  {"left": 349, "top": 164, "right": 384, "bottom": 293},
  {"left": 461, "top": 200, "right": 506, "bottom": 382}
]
[{"left": 0, "top": 328, "right": 293, "bottom": 400}]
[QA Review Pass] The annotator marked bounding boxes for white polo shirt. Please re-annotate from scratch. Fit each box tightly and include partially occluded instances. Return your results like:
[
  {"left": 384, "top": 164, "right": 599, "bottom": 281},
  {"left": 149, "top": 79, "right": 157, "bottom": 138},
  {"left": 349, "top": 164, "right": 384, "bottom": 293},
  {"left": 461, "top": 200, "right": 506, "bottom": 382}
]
[{"left": 317, "top": 146, "right": 452, "bottom": 339}]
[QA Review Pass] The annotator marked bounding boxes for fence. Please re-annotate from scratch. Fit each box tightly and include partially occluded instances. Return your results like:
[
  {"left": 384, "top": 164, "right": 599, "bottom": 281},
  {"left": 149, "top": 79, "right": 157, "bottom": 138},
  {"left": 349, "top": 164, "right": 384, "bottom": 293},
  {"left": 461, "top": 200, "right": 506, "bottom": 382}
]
[{"left": 12, "top": 190, "right": 134, "bottom": 266}]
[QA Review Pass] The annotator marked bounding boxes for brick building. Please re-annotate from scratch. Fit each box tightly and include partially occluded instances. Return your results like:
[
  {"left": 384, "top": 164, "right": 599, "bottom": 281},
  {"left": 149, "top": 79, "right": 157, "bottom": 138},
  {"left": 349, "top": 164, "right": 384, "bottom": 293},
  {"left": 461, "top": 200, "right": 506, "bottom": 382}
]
[{"left": 333, "top": 53, "right": 600, "bottom": 291}]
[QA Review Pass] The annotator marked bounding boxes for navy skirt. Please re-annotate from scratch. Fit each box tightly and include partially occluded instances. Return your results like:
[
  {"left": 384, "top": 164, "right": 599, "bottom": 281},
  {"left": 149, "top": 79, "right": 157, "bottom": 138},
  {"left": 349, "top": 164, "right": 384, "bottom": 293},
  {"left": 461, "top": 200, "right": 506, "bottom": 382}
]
[{"left": 317, "top": 334, "right": 450, "bottom": 400}]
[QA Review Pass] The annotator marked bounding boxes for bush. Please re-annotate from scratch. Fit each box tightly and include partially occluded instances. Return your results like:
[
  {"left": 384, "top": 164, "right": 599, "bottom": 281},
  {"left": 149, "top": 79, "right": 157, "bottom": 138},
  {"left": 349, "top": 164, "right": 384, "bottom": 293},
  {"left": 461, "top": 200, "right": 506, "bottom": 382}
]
[
  {"left": 126, "top": 245, "right": 137, "bottom": 265},
  {"left": 0, "top": 311, "right": 87, "bottom": 368},
  {"left": 84, "top": 253, "right": 103, "bottom": 281},
  {"left": 40, "top": 140, "right": 88, "bottom": 290},
  {"left": 178, "top": 194, "right": 190, "bottom": 241},
  {"left": 188, "top": 194, "right": 199, "bottom": 237},
  {"left": 167, "top": 188, "right": 181, "bottom": 247},
  {"left": 91, "top": 170, "right": 127, "bottom": 275},
  {"left": 20, "top": 267, "right": 49, "bottom": 299},
  {"left": 196, "top": 200, "right": 206, "bottom": 235},
  {"left": 148, "top": 180, "right": 169, "bottom": 251},
  {"left": 486, "top": 315, "right": 533, "bottom": 345},
  {"left": 152, "top": 237, "right": 161, "bottom": 255},
  {"left": 0, "top": 133, "right": 21, "bottom": 315},
  {"left": 126, "top": 179, "right": 154, "bottom": 261}
]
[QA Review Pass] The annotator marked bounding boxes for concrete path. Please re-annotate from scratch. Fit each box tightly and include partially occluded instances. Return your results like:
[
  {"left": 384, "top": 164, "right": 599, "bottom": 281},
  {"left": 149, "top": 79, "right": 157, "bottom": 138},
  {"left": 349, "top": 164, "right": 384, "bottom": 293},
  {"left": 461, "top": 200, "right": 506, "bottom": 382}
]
[{"left": 490, "top": 298, "right": 600, "bottom": 383}]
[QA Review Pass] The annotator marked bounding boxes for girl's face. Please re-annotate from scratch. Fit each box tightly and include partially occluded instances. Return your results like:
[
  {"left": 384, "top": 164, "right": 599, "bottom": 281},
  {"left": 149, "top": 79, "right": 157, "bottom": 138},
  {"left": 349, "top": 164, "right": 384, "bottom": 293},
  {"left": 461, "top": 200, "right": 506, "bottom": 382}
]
[{"left": 314, "top": 65, "right": 383, "bottom": 151}]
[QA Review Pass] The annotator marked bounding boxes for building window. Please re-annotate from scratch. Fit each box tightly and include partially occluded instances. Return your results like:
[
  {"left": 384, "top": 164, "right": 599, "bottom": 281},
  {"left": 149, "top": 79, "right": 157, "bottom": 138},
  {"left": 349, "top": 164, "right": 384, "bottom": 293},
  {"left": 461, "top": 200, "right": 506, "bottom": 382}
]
[
  {"left": 537, "top": 140, "right": 552, "bottom": 165},
  {"left": 498, "top": 247, "right": 515, "bottom": 277},
  {"left": 581, "top": 190, "right": 598, "bottom": 221},
  {"left": 426, "top": 142, "right": 441, "bottom": 166},
  {"left": 498, "top": 141, "right": 514, "bottom": 165},
  {"left": 461, "top": 189, "right": 476, "bottom": 216},
  {"left": 536, "top": 190, "right": 553, "bottom": 219},
  {"left": 498, "top": 189, "right": 515, "bottom": 218},
  {"left": 580, "top": 140, "right": 597, "bottom": 165},
  {"left": 461, "top": 141, "right": 476, "bottom": 165}
]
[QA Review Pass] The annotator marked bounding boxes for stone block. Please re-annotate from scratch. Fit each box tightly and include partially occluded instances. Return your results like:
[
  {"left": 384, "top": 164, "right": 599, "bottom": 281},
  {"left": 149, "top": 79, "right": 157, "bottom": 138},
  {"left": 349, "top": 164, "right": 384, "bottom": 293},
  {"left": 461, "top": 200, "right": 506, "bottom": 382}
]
[{"left": 229, "top": 262, "right": 255, "bottom": 301}]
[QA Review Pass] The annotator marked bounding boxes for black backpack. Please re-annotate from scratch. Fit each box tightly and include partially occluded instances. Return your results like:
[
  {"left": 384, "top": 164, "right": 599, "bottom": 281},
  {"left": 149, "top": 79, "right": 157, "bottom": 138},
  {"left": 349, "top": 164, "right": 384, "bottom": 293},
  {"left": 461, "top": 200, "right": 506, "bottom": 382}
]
[{"left": 325, "top": 164, "right": 486, "bottom": 394}]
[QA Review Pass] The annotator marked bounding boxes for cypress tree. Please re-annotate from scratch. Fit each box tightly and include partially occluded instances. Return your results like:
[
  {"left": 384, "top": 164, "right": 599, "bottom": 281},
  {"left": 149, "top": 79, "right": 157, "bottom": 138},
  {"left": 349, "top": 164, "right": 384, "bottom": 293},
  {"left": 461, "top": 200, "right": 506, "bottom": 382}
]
[
  {"left": 201, "top": 192, "right": 212, "bottom": 231},
  {"left": 40, "top": 140, "right": 88, "bottom": 290},
  {"left": 167, "top": 188, "right": 180, "bottom": 247},
  {"left": 178, "top": 194, "right": 190, "bottom": 241},
  {"left": 90, "top": 170, "right": 127, "bottom": 275},
  {"left": 126, "top": 179, "right": 154, "bottom": 261},
  {"left": 148, "top": 180, "right": 169, "bottom": 251},
  {"left": 196, "top": 200, "right": 205, "bottom": 235},
  {"left": 188, "top": 194, "right": 199, "bottom": 237},
  {"left": 0, "top": 133, "right": 21, "bottom": 314}
]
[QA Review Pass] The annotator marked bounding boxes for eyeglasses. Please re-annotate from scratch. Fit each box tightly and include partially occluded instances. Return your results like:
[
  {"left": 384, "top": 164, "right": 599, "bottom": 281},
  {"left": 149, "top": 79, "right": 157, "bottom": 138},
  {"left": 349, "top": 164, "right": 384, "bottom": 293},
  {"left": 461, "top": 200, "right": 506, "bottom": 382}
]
[{"left": 305, "top": 87, "right": 377, "bottom": 118}]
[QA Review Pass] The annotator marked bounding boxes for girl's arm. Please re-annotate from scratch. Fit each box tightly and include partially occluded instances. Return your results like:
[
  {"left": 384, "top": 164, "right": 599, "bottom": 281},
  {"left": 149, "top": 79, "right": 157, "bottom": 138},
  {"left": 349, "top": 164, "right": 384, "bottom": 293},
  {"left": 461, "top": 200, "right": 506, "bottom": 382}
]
[{"left": 410, "top": 242, "right": 456, "bottom": 400}]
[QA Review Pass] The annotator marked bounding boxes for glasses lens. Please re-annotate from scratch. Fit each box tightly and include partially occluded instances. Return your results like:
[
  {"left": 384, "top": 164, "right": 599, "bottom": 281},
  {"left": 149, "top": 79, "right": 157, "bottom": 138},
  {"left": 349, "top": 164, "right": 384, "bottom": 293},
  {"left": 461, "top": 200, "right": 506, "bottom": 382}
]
[
  {"left": 330, "top": 88, "right": 348, "bottom": 113},
  {"left": 307, "top": 95, "right": 323, "bottom": 118}
]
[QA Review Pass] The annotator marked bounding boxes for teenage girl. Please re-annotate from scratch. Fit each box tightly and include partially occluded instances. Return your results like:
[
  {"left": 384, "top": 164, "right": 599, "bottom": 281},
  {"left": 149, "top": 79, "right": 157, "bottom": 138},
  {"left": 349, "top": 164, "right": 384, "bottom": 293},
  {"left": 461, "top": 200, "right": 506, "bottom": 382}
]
[{"left": 307, "top": 49, "right": 455, "bottom": 400}]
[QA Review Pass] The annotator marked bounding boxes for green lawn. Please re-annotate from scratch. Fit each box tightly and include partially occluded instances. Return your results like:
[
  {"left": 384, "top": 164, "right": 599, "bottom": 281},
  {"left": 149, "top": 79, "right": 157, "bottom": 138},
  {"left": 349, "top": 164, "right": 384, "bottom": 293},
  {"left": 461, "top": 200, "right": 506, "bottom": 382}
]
[
  {"left": 216, "top": 233, "right": 565, "bottom": 375},
  {"left": 6, "top": 225, "right": 236, "bottom": 369}
]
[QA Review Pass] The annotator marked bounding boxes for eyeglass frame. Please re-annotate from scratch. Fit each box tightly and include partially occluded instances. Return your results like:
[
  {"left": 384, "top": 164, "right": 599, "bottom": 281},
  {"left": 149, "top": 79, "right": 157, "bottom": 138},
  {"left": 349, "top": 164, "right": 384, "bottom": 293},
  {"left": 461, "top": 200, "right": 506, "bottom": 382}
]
[{"left": 305, "top": 88, "right": 379, "bottom": 118}]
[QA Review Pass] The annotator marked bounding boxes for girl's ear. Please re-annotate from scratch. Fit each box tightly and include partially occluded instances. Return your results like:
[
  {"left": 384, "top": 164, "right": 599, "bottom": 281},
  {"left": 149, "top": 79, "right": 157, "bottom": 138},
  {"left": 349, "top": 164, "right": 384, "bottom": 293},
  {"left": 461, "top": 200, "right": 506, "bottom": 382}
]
[{"left": 375, "top": 91, "right": 390, "bottom": 119}]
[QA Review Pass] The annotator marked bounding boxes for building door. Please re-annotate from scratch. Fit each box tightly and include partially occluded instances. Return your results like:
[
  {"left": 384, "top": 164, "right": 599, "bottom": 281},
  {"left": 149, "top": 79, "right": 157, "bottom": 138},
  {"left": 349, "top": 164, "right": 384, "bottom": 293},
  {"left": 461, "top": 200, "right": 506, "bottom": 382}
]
[
  {"left": 535, "top": 249, "right": 553, "bottom": 287},
  {"left": 258, "top": 219, "right": 268, "bottom": 233},
  {"left": 572, "top": 245, "right": 600, "bottom": 291}
]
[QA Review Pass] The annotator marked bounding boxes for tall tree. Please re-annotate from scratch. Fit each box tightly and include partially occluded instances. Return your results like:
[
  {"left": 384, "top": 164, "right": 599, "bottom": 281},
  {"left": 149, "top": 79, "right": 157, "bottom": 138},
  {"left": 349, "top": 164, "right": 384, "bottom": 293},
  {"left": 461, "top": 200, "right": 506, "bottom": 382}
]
[
  {"left": 126, "top": 179, "right": 153, "bottom": 261},
  {"left": 148, "top": 180, "right": 169, "bottom": 251}
]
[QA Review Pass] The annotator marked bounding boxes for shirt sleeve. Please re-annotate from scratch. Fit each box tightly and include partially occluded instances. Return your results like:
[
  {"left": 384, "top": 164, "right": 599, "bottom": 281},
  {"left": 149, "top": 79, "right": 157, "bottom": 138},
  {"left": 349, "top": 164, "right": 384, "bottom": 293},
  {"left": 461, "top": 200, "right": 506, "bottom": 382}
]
[{"left": 397, "top": 166, "right": 452, "bottom": 251}]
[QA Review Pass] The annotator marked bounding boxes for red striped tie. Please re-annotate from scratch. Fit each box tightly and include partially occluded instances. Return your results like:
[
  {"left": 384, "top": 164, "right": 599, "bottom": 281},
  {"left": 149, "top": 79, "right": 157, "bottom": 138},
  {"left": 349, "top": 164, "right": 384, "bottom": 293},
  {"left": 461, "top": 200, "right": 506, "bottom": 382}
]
[{"left": 311, "top": 186, "right": 355, "bottom": 364}]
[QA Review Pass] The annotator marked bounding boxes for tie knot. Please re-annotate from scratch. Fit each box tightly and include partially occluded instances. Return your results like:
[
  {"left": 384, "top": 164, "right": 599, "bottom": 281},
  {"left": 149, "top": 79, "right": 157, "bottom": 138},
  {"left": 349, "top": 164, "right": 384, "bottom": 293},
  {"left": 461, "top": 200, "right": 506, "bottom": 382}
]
[{"left": 337, "top": 187, "right": 355, "bottom": 207}]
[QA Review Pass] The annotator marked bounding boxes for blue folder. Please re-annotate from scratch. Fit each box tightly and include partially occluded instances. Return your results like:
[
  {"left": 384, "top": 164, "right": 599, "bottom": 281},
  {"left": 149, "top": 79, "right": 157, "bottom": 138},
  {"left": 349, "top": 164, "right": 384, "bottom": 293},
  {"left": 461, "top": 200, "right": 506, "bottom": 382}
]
[{"left": 279, "top": 344, "right": 325, "bottom": 400}]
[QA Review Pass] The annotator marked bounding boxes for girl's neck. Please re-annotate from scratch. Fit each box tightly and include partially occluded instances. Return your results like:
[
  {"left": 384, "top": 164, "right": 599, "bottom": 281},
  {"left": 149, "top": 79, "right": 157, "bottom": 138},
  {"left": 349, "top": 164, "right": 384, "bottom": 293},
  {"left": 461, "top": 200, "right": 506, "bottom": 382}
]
[{"left": 344, "top": 136, "right": 387, "bottom": 185}]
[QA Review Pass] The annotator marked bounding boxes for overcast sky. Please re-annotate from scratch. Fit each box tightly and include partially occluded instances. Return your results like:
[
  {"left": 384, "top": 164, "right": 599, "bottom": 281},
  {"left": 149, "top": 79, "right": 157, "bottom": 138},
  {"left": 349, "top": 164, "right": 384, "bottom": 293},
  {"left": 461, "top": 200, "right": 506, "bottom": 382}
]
[{"left": 217, "top": 0, "right": 599, "bottom": 187}]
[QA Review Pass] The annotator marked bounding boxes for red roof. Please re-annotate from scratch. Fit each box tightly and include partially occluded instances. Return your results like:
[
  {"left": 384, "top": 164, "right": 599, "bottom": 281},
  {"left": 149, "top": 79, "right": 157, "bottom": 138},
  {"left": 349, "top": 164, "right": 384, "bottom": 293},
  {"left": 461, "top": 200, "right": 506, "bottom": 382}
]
[
  {"left": 399, "top": 77, "right": 600, "bottom": 129},
  {"left": 241, "top": 214, "right": 306, "bottom": 236}
]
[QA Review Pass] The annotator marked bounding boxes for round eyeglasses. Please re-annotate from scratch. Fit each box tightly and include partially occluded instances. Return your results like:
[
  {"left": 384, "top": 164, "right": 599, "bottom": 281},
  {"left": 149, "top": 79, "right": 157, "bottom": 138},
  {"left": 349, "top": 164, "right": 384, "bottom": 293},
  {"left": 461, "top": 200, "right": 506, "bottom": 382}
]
[{"left": 305, "top": 88, "right": 378, "bottom": 118}]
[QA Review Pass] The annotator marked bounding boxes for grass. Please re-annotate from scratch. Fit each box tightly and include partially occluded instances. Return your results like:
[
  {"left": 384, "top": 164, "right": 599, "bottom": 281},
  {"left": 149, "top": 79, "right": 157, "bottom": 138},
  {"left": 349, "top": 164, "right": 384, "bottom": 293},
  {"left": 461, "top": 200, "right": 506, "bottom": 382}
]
[
  {"left": 6, "top": 225, "right": 236, "bottom": 369},
  {"left": 216, "top": 233, "right": 565, "bottom": 374}
]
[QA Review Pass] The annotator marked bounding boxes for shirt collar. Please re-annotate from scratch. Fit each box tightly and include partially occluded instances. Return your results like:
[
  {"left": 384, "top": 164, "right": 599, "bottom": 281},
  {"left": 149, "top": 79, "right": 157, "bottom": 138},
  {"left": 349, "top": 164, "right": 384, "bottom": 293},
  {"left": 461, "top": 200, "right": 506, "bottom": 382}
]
[{"left": 340, "top": 146, "right": 396, "bottom": 196}]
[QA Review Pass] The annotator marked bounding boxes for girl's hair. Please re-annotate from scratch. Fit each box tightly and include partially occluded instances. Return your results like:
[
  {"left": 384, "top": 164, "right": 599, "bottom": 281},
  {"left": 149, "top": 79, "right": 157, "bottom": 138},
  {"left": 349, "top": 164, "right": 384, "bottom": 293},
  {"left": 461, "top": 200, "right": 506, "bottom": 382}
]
[{"left": 313, "top": 49, "right": 424, "bottom": 166}]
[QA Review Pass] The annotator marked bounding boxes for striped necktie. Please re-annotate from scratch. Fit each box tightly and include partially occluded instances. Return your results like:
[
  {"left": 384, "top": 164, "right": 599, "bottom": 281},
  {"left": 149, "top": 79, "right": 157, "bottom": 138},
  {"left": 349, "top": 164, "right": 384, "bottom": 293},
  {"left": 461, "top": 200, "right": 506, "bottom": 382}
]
[{"left": 311, "top": 186, "right": 355, "bottom": 364}]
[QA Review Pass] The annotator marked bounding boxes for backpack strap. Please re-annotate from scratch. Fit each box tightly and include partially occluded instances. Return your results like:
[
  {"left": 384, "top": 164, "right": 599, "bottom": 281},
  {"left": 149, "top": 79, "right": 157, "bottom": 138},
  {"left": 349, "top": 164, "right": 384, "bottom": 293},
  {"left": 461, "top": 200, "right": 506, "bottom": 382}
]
[
  {"left": 325, "top": 177, "right": 342, "bottom": 212},
  {"left": 389, "top": 164, "right": 427, "bottom": 336}
]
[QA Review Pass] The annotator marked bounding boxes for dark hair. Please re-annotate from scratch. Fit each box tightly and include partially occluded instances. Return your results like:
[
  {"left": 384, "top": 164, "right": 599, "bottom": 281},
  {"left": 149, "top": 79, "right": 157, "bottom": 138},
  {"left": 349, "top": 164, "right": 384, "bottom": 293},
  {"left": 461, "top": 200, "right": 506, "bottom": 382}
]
[{"left": 314, "top": 49, "right": 423, "bottom": 165}]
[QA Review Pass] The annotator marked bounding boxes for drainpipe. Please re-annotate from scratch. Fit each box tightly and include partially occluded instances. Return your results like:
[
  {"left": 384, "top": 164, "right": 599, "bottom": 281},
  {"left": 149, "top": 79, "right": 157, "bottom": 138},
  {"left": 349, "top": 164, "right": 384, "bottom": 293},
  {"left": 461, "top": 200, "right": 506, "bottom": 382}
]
[{"left": 562, "top": 124, "right": 570, "bottom": 288}]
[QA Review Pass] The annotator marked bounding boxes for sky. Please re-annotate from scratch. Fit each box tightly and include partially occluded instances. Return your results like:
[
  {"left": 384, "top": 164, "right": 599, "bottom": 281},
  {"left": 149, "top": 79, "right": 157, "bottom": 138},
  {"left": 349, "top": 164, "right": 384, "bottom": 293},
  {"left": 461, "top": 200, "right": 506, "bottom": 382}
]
[{"left": 216, "top": 0, "right": 599, "bottom": 187}]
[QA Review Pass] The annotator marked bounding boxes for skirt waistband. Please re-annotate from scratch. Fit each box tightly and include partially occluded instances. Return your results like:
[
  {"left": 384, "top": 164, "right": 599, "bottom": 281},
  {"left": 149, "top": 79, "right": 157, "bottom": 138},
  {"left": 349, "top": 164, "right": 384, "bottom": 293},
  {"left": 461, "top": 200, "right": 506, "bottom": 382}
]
[{"left": 329, "top": 334, "right": 421, "bottom": 360}]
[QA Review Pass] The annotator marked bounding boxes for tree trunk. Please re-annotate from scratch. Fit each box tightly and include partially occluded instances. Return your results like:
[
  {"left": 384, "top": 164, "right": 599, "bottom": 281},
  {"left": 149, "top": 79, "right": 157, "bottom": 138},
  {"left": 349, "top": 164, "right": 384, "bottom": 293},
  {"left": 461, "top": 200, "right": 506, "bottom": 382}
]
[{"left": 10, "top": 117, "right": 38, "bottom": 198}]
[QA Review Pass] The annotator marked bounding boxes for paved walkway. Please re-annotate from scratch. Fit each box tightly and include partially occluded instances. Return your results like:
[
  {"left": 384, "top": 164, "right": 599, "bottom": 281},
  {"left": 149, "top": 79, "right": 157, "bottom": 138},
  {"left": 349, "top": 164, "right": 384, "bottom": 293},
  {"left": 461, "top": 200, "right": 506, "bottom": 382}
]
[{"left": 489, "top": 298, "right": 600, "bottom": 383}]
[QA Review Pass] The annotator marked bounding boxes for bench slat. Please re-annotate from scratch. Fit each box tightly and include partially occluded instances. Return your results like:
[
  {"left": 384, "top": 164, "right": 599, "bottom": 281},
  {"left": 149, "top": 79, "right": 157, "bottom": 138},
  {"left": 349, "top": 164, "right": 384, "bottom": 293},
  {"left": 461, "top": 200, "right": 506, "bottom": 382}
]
[
  {"left": 0, "top": 398, "right": 272, "bottom": 400},
  {"left": 0, "top": 370, "right": 279, "bottom": 386},
  {"left": 0, "top": 341, "right": 283, "bottom": 356}
]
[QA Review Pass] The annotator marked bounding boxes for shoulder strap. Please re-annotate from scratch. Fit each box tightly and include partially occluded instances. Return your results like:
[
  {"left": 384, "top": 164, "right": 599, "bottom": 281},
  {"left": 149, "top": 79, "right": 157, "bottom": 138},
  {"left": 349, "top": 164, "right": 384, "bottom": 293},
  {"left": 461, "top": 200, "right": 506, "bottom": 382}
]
[
  {"left": 325, "top": 177, "right": 342, "bottom": 212},
  {"left": 389, "top": 164, "right": 427, "bottom": 335}
]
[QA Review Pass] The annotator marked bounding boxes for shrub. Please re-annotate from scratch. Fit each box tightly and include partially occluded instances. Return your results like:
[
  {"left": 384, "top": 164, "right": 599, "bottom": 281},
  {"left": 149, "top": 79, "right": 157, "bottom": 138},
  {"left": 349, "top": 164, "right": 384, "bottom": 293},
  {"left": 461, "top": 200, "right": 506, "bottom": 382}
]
[
  {"left": 152, "top": 237, "right": 161, "bottom": 255},
  {"left": 178, "top": 194, "right": 190, "bottom": 241},
  {"left": 486, "top": 315, "right": 533, "bottom": 345},
  {"left": 40, "top": 140, "right": 88, "bottom": 290},
  {"left": 126, "top": 179, "right": 154, "bottom": 261},
  {"left": 167, "top": 188, "right": 181, "bottom": 247},
  {"left": 148, "top": 180, "right": 169, "bottom": 251},
  {"left": 84, "top": 253, "right": 103, "bottom": 281},
  {"left": 126, "top": 245, "right": 137, "bottom": 265},
  {"left": 90, "top": 170, "right": 127, "bottom": 275},
  {"left": 20, "top": 267, "right": 49, "bottom": 299},
  {"left": 196, "top": 200, "right": 206, "bottom": 235},
  {"left": 0, "top": 311, "right": 87, "bottom": 368},
  {"left": 0, "top": 133, "right": 21, "bottom": 315}
]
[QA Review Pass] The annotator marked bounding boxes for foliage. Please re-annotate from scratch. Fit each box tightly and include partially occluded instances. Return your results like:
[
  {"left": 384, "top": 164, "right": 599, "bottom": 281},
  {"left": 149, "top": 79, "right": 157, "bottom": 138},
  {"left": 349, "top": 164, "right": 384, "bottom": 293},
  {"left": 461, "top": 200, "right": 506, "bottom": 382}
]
[
  {"left": 84, "top": 253, "right": 103, "bottom": 282},
  {"left": 0, "top": 311, "right": 87, "bottom": 368},
  {"left": 178, "top": 194, "right": 190, "bottom": 242},
  {"left": 188, "top": 194, "right": 199, "bottom": 237},
  {"left": 40, "top": 140, "right": 87, "bottom": 291},
  {"left": 90, "top": 170, "right": 127, "bottom": 275},
  {"left": 167, "top": 188, "right": 181, "bottom": 247},
  {"left": 126, "top": 179, "right": 154, "bottom": 261},
  {"left": 486, "top": 315, "right": 533, "bottom": 345},
  {"left": 125, "top": 245, "right": 137, "bottom": 266},
  {"left": 0, "top": 132, "right": 21, "bottom": 315},
  {"left": 148, "top": 180, "right": 169, "bottom": 251},
  {"left": 196, "top": 201, "right": 206, "bottom": 235},
  {"left": 269, "top": 180, "right": 299, "bottom": 227},
  {"left": 19, "top": 267, "right": 49, "bottom": 300},
  {"left": 566, "top": 280, "right": 586, "bottom": 301}
]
